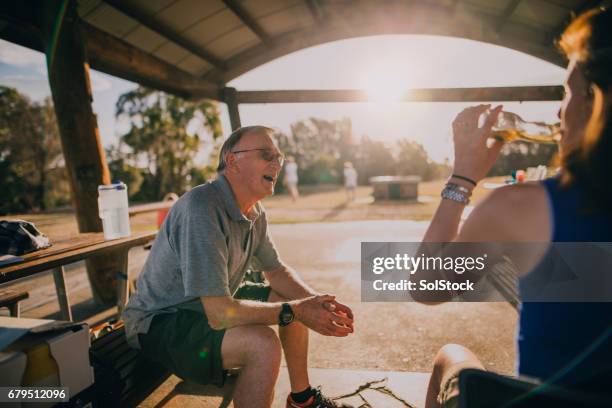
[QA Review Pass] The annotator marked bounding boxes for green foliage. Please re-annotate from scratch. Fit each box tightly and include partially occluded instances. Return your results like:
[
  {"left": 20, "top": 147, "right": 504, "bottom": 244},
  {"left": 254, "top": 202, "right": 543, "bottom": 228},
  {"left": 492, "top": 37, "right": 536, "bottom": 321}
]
[
  {"left": 0, "top": 87, "right": 68, "bottom": 214},
  {"left": 277, "top": 117, "right": 356, "bottom": 184},
  {"left": 189, "top": 164, "right": 218, "bottom": 189},
  {"left": 396, "top": 139, "right": 452, "bottom": 181},
  {"left": 113, "top": 87, "right": 222, "bottom": 200},
  {"left": 105, "top": 144, "right": 144, "bottom": 198},
  {"left": 353, "top": 137, "right": 396, "bottom": 184},
  {"left": 275, "top": 117, "right": 451, "bottom": 188}
]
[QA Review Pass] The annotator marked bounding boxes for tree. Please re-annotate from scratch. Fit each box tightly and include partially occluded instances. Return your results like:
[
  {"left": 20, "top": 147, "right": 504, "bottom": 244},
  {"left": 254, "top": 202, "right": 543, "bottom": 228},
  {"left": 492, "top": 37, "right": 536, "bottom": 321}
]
[
  {"left": 0, "top": 87, "right": 67, "bottom": 214},
  {"left": 277, "top": 117, "right": 355, "bottom": 184},
  {"left": 105, "top": 144, "right": 144, "bottom": 198},
  {"left": 275, "top": 117, "right": 452, "bottom": 187},
  {"left": 488, "top": 142, "right": 558, "bottom": 177},
  {"left": 396, "top": 139, "right": 452, "bottom": 181},
  {"left": 396, "top": 140, "right": 430, "bottom": 177},
  {"left": 353, "top": 136, "right": 396, "bottom": 184},
  {"left": 115, "top": 87, "right": 222, "bottom": 200}
]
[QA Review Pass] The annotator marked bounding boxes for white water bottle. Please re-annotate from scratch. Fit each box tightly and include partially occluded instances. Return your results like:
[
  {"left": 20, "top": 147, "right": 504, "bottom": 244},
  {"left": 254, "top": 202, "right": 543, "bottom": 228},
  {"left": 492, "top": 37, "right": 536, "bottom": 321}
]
[{"left": 98, "top": 182, "right": 131, "bottom": 240}]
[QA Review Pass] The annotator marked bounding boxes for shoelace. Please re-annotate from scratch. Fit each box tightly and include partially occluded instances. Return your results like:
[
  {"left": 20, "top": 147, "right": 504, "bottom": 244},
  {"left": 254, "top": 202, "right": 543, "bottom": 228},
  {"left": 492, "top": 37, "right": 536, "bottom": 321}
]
[{"left": 312, "top": 386, "right": 338, "bottom": 407}]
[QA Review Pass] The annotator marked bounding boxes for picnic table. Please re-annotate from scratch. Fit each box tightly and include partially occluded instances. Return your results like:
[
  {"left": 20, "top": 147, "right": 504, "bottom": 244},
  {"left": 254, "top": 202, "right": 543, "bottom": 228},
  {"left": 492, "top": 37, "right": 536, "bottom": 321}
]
[
  {"left": 0, "top": 230, "right": 157, "bottom": 321},
  {"left": 370, "top": 176, "right": 421, "bottom": 200}
]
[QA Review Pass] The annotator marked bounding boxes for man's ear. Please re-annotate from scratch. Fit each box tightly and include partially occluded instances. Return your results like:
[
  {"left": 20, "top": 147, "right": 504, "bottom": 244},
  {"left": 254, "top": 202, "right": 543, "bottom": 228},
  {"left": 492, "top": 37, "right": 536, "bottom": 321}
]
[{"left": 225, "top": 152, "right": 240, "bottom": 174}]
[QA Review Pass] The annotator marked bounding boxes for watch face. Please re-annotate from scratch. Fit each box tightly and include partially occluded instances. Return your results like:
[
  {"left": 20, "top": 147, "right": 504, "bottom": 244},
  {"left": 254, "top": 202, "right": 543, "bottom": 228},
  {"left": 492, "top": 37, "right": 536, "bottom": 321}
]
[
  {"left": 280, "top": 304, "right": 294, "bottom": 325},
  {"left": 281, "top": 311, "right": 293, "bottom": 324}
]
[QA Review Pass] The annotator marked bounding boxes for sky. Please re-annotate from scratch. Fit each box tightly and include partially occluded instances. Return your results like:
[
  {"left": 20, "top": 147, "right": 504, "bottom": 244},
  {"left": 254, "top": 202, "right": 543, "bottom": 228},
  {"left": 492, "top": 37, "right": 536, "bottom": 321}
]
[{"left": 0, "top": 34, "right": 566, "bottom": 163}]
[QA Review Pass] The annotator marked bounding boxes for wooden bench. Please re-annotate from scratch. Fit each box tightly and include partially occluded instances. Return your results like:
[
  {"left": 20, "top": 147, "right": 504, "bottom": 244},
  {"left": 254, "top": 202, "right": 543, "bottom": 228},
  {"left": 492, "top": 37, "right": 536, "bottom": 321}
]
[
  {"left": 0, "top": 231, "right": 156, "bottom": 321},
  {"left": 89, "top": 321, "right": 170, "bottom": 407},
  {"left": 0, "top": 289, "right": 29, "bottom": 317}
]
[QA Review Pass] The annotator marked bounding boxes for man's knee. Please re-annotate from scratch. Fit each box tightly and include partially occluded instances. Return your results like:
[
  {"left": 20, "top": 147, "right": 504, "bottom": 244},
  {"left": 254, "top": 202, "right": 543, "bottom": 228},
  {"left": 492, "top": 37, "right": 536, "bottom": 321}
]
[
  {"left": 223, "top": 325, "right": 282, "bottom": 369},
  {"left": 246, "top": 326, "right": 282, "bottom": 363}
]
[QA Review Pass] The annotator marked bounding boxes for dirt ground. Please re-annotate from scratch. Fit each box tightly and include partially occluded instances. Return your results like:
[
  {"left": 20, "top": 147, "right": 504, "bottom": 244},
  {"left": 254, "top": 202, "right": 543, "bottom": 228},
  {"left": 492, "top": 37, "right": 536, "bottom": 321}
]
[
  {"left": 261, "top": 177, "right": 505, "bottom": 223},
  {"left": 270, "top": 220, "right": 516, "bottom": 375}
]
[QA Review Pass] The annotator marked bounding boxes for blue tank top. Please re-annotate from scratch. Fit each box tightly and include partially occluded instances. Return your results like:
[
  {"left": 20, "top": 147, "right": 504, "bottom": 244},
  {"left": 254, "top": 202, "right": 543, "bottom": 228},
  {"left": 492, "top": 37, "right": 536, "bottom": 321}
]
[{"left": 518, "top": 177, "right": 612, "bottom": 392}]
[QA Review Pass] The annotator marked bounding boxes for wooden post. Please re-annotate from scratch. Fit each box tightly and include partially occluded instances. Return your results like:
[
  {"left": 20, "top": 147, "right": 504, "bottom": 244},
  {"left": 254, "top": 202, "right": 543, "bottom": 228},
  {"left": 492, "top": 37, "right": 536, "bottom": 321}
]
[
  {"left": 43, "top": 0, "right": 109, "bottom": 230},
  {"left": 43, "top": 0, "right": 117, "bottom": 304},
  {"left": 224, "top": 87, "right": 242, "bottom": 130}
]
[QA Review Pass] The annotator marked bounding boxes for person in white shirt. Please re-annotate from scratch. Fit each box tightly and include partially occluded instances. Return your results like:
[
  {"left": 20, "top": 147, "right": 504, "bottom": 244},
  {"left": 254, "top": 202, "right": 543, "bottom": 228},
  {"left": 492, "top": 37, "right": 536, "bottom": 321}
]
[
  {"left": 343, "top": 162, "right": 358, "bottom": 202},
  {"left": 284, "top": 156, "right": 299, "bottom": 202}
]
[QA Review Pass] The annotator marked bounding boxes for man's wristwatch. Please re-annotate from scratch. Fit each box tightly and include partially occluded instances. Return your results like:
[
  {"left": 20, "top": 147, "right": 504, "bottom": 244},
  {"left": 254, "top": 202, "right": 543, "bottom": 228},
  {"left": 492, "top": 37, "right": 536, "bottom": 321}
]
[{"left": 278, "top": 303, "right": 294, "bottom": 326}]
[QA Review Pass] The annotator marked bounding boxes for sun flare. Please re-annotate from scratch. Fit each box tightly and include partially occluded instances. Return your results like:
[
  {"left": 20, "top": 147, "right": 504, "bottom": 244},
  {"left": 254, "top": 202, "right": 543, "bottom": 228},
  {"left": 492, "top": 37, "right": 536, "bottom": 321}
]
[{"left": 362, "top": 61, "right": 415, "bottom": 102}]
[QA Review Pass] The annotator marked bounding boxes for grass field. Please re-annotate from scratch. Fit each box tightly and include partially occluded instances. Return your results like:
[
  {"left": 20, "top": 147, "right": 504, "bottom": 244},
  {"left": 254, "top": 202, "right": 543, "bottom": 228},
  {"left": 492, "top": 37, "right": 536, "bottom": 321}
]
[
  {"left": 9, "top": 176, "right": 508, "bottom": 233},
  {"left": 262, "top": 176, "right": 506, "bottom": 224}
]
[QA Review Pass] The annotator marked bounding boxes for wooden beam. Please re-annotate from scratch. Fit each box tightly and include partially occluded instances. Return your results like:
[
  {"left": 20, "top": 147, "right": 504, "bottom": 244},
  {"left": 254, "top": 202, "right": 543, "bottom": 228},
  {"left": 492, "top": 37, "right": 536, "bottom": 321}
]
[
  {"left": 103, "top": 0, "right": 226, "bottom": 71},
  {"left": 89, "top": 29, "right": 218, "bottom": 100},
  {"left": 206, "top": 3, "right": 564, "bottom": 83},
  {"left": 0, "top": 3, "right": 44, "bottom": 52},
  {"left": 548, "top": 0, "right": 604, "bottom": 43},
  {"left": 223, "top": 87, "right": 242, "bottom": 130},
  {"left": 495, "top": 0, "right": 522, "bottom": 33},
  {"left": 43, "top": 0, "right": 125, "bottom": 305},
  {"left": 235, "top": 86, "right": 564, "bottom": 104},
  {"left": 305, "top": 0, "right": 324, "bottom": 25},
  {"left": 43, "top": 0, "right": 110, "bottom": 233},
  {"left": 0, "top": 3, "right": 222, "bottom": 100},
  {"left": 222, "top": 0, "right": 271, "bottom": 45},
  {"left": 82, "top": 22, "right": 221, "bottom": 100}
]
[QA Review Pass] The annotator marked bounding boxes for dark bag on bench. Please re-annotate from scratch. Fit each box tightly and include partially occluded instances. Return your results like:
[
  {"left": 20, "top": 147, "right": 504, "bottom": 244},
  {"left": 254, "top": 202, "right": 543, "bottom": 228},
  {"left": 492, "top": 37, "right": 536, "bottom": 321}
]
[
  {"left": 0, "top": 219, "right": 51, "bottom": 256},
  {"left": 89, "top": 322, "right": 169, "bottom": 407}
]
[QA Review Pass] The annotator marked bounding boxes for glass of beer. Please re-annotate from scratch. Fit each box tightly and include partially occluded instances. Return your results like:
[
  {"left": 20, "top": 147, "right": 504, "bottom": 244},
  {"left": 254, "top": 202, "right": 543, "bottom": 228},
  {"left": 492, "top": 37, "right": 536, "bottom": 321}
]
[{"left": 481, "top": 110, "right": 561, "bottom": 144}]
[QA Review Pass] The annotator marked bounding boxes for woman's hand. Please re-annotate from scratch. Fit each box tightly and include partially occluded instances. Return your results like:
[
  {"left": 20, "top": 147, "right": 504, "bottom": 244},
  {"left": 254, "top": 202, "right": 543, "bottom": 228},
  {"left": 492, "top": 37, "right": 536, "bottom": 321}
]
[{"left": 452, "top": 104, "right": 504, "bottom": 183}]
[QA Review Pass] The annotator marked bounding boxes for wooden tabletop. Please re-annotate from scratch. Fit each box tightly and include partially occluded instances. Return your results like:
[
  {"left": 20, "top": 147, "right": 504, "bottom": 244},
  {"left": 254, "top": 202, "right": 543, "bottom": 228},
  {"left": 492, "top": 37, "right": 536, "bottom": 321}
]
[
  {"left": 0, "top": 231, "right": 157, "bottom": 284},
  {"left": 129, "top": 201, "right": 173, "bottom": 216}
]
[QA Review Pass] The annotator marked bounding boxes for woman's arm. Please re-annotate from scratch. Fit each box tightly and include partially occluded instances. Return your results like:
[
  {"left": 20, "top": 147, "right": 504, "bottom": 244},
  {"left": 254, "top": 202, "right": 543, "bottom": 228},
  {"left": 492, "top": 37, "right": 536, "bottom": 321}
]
[
  {"left": 413, "top": 104, "right": 551, "bottom": 303},
  {"left": 423, "top": 104, "right": 504, "bottom": 243}
]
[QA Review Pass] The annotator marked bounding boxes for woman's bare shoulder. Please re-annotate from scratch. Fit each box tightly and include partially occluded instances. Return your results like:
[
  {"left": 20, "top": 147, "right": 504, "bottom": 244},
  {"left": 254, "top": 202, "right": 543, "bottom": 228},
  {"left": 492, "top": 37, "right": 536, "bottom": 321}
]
[
  {"left": 485, "top": 182, "right": 548, "bottom": 208},
  {"left": 461, "top": 182, "right": 551, "bottom": 241}
]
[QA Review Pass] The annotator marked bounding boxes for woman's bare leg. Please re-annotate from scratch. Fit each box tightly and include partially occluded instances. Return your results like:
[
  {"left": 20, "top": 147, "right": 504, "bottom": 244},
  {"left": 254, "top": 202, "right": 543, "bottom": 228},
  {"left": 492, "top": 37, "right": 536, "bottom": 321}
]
[{"left": 425, "top": 344, "right": 484, "bottom": 408}]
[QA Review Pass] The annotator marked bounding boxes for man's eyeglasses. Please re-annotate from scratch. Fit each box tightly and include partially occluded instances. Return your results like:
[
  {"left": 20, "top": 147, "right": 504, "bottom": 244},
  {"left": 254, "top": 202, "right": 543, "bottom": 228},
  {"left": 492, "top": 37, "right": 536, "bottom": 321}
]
[{"left": 231, "top": 148, "right": 285, "bottom": 166}]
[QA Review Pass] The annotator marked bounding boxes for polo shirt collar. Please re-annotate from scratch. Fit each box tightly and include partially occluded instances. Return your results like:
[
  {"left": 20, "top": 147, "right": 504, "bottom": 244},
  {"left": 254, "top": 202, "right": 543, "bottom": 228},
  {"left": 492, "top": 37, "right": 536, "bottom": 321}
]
[{"left": 214, "top": 174, "right": 262, "bottom": 223}]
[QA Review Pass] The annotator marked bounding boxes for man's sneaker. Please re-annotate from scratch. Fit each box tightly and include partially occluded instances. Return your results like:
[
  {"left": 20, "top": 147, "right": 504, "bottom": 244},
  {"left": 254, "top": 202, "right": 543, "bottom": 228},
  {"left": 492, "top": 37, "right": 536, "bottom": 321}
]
[{"left": 286, "top": 386, "right": 353, "bottom": 408}]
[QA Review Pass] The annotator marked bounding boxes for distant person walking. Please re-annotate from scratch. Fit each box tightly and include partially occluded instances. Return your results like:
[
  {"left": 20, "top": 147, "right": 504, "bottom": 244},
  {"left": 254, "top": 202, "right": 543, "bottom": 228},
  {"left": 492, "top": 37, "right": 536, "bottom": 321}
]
[
  {"left": 343, "top": 162, "right": 357, "bottom": 202},
  {"left": 284, "top": 155, "right": 299, "bottom": 202}
]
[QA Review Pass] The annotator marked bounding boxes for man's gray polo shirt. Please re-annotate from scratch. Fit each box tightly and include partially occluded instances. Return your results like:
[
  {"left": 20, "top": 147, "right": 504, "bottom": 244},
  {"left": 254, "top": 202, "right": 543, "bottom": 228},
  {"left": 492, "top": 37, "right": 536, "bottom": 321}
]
[{"left": 123, "top": 175, "right": 283, "bottom": 348}]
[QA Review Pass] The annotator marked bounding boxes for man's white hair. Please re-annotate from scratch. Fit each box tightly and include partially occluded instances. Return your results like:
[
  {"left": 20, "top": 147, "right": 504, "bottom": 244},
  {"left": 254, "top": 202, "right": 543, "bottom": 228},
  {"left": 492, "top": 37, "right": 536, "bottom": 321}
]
[{"left": 217, "top": 126, "right": 275, "bottom": 173}]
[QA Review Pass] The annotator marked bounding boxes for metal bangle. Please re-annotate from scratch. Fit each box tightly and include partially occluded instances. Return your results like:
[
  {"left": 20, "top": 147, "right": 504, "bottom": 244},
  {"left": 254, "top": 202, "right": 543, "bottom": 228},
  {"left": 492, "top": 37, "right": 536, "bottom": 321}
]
[
  {"left": 445, "top": 182, "right": 472, "bottom": 196},
  {"left": 441, "top": 186, "right": 470, "bottom": 204}
]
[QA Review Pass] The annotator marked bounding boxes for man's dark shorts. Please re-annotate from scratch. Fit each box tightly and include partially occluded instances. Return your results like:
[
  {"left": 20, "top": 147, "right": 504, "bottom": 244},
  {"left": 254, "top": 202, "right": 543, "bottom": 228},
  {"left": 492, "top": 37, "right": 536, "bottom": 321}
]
[{"left": 138, "top": 282, "right": 271, "bottom": 387}]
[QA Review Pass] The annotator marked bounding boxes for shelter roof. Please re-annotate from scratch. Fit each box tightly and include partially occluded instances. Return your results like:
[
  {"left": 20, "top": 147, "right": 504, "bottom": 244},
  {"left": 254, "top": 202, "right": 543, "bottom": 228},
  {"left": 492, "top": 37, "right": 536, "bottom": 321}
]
[{"left": 1, "top": 0, "right": 609, "bottom": 99}]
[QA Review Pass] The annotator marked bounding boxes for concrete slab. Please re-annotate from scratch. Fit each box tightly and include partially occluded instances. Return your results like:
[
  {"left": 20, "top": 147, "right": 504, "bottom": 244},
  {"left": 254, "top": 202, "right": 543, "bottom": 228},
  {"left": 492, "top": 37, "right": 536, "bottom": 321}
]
[{"left": 139, "top": 367, "right": 430, "bottom": 408}]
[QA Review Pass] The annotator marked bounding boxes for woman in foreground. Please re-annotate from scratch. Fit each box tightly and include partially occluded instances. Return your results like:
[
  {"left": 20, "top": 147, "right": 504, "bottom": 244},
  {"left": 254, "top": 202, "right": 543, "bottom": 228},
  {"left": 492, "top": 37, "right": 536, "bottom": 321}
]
[{"left": 419, "top": 7, "right": 612, "bottom": 407}]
